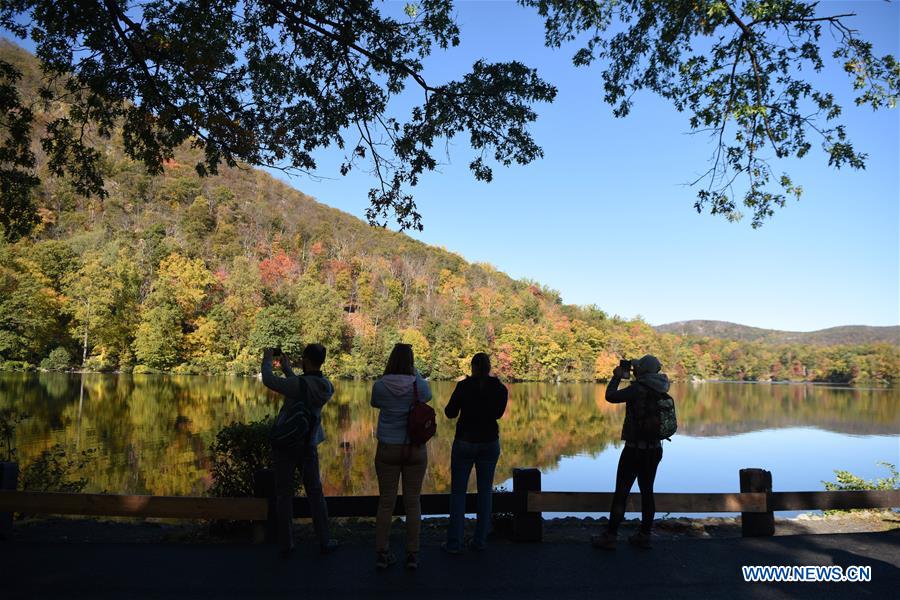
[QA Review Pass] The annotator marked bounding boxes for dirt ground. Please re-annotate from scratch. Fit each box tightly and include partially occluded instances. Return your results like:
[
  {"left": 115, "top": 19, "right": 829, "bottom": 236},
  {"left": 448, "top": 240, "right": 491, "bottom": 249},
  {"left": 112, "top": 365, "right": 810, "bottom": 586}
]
[{"left": 8, "top": 510, "right": 898, "bottom": 545}]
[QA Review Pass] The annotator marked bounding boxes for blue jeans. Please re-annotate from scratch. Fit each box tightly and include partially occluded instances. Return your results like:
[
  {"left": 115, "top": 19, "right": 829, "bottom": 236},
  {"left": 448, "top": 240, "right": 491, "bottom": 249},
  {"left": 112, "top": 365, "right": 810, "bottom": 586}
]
[{"left": 446, "top": 438, "right": 501, "bottom": 551}]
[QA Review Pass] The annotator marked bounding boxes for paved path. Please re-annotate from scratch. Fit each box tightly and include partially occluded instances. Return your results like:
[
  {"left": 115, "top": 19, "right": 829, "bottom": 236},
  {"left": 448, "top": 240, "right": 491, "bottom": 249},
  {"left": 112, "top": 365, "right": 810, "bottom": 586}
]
[{"left": 2, "top": 531, "right": 898, "bottom": 599}]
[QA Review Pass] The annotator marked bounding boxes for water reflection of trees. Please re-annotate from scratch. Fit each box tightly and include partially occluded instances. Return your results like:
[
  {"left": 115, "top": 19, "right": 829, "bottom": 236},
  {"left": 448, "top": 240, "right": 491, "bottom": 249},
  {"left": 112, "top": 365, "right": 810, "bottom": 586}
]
[{"left": 0, "top": 374, "right": 896, "bottom": 497}]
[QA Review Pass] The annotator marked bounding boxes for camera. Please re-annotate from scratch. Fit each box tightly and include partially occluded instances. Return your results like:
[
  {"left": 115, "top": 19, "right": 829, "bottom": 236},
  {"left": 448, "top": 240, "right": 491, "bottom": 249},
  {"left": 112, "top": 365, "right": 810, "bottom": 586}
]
[{"left": 618, "top": 359, "right": 632, "bottom": 379}]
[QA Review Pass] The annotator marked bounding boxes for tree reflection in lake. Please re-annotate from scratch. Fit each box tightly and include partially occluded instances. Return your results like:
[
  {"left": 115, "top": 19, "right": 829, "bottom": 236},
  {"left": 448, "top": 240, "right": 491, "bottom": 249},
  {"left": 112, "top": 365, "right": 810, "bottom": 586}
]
[{"left": 1, "top": 373, "right": 896, "bottom": 497}]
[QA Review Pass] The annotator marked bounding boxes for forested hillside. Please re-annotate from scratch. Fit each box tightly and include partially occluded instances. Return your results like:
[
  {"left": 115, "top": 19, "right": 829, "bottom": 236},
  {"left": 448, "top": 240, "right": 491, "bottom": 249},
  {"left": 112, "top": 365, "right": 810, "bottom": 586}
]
[
  {"left": 656, "top": 321, "right": 900, "bottom": 346},
  {"left": 1, "top": 41, "right": 897, "bottom": 384}
]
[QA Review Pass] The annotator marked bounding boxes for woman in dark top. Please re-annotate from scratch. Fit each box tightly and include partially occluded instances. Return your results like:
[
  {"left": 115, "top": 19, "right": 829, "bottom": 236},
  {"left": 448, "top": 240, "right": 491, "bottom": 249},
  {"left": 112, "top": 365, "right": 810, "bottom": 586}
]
[{"left": 442, "top": 353, "right": 508, "bottom": 553}]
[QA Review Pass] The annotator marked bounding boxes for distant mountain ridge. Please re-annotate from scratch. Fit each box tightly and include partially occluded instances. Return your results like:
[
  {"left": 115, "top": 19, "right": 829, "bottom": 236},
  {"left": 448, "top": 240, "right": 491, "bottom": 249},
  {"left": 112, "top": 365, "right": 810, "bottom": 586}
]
[{"left": 654, "top": 320, "right": 900, "bottom": 346}]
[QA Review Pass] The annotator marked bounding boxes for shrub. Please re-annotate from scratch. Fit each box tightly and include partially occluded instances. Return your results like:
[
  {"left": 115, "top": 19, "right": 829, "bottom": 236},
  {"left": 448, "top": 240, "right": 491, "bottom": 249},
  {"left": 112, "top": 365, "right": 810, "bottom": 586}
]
[
  {"left": 189, "top": 354, "right": 228, "bottom": 375},
  {"left": 822, "top": 461, "right": 899, "bottom": 515},
  {"left": 227, "top": 347, "right": 259, "bottom": 377},
  {"left": 824, "top": 461, "right": 899, "bottom": 492},
  {"left": 117, "top": 348, "right": 135, "bottom": 372},
  {"left": 208, "top": 417, "right": 300, "bottom": 497},
  {"left": 1, "top": 361, "right": 33, "bottom": 372},
  {"left": 132, "top": 364, "right": 160, "bottom": 375},
  {"left": 82, "top": 353, "right": 116, "bottom": 372},
  {"left": 40, "top": 347, "right": 72, "bottom": 371}
]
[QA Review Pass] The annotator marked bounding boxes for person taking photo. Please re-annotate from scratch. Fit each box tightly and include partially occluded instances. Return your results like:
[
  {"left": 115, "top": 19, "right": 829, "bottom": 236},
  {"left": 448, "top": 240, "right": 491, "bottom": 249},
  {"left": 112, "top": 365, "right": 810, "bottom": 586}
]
[{"left": 262, "top": 344, "right": 338, "bottom": 557}]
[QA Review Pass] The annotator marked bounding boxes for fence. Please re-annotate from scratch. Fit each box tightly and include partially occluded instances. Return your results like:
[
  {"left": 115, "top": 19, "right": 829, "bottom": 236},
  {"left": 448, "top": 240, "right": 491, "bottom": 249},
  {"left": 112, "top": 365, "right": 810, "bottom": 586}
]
[{"left": 1, "top": 465, "right": 897, "bottom": 541}]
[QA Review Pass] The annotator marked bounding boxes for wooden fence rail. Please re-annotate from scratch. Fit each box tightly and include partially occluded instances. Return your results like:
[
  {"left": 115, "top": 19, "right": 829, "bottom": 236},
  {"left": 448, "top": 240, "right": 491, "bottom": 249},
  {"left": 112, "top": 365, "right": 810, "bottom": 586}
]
[
  {"left": 0, "top": 490, "right": 268, "bottom": 520},
  {"left": 769, "top": 490, "right": 900, "bottom": 511},
  {"left": 0, "top": 466, "right": 897, "bottom": 541},
  {"left": 525, "top": 490, "right": 900, "bottom": 513},
  {"left": 2, "top": 490, "right": 892, "bottom": 519}
]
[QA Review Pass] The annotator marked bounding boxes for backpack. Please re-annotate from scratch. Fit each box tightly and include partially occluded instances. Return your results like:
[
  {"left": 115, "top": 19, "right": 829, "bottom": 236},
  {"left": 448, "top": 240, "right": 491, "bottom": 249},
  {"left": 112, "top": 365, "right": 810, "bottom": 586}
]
[
  {"left": 632, "top": 382, "right": 677, "bottom": 441},
  {"left": 407, "top": 379, "right": 436, "bottom": 445},
  {"left": 270, "top": 383, "right": 319, "bottom": 453}
]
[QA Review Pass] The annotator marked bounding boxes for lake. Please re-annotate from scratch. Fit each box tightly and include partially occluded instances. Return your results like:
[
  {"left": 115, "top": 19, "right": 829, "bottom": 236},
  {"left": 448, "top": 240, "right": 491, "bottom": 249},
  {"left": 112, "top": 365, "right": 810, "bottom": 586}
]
[{"left": 2, "top": 374, "right": 897, "bottom": 518}]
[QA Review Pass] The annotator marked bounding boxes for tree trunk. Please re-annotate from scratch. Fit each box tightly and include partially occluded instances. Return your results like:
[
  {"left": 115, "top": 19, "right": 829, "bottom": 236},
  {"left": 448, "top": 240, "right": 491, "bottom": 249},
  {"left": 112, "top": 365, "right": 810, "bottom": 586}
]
[{"left": 82, "top": 297, "right": 91, "bottom": 367}]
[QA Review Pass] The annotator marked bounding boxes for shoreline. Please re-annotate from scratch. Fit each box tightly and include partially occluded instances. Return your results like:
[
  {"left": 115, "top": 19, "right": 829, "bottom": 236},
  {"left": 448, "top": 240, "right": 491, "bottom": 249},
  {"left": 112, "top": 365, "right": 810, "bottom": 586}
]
[
  {"left": 8, "top": 511, "right": 898, "bottom": 545},
  {"left": 1, "top": 368, "right": 896, "bottom": 389}
]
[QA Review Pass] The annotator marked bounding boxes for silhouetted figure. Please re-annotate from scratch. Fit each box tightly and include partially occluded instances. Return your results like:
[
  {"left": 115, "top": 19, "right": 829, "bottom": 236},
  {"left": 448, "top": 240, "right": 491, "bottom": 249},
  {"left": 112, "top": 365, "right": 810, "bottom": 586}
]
[
  {"left": 262, "top": 344, "right": 338, "bottom": 556},
  {"left": 592, "top": 354, "right": 670, "bottom": 550},
  {"left": 442, "top": 353, "right": 508, "bottom": 554},
  {"left": 370, "top": 343, "right": 432, "bottom": 570}
]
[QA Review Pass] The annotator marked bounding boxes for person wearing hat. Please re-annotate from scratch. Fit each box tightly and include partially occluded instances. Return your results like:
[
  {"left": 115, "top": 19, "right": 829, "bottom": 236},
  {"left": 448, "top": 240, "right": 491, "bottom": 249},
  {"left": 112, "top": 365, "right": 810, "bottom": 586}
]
[{"left": 592, "top": 354, "right": 670, "bottom": 550}]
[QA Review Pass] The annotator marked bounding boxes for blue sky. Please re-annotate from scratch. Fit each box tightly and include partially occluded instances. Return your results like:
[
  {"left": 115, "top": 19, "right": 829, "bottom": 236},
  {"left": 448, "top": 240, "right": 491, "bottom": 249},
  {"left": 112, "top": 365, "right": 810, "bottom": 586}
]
[
  {"left": 276, "top": 0, "right": 900, "bottom": 331},
  {"left": 9, "top": 1, "right": 900, "bottom": 330}
]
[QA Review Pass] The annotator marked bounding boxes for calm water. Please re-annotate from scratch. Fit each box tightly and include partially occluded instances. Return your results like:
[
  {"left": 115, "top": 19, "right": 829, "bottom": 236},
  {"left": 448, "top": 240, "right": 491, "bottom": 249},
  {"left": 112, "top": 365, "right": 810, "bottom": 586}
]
[{"left": 2, "top": 374, "right": 898, "bottom": 517}]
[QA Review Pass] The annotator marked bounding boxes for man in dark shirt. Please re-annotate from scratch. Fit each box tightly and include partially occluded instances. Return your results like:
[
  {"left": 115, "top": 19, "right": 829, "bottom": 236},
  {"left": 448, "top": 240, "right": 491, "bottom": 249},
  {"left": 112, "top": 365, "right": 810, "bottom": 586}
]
[
  {"left": 262, "top": 344, "right": 338, "bottom": 556},
  {"left": 592, "top": 355, "right": 670, "bottom": 550}
]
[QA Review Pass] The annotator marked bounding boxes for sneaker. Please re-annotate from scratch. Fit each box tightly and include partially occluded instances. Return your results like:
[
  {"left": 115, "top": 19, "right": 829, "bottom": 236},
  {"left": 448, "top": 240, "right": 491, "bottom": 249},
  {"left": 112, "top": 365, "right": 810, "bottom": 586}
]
[
  {"left": 590, "top": 531, "right": 617, "bottom": 551},
  {"left": 628, "top": 530, "right": 653, "bottom": 549},
  {"left": 440, "top": 542, "right": 461, "bottom": 555},
  {"left": 405, "top": 552, "right": 418, "bottom": 570},
  {"left": 320, "top": 539, "right": 340, "bottom": 554},
  {"left": 375, "top": 550, "right": 396, "bottom": 570}
]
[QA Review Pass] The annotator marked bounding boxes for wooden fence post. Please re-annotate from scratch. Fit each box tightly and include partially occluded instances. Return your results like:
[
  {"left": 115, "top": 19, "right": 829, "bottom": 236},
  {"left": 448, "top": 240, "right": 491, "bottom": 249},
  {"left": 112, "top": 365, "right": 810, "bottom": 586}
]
[
  {"left": 0, "top": 462, "right": 17, "bottom": 540},
  {"left": 512, "top": 468, "right": 542, "bottom": 542},
  {"left": 253, "top": 468, "right": 276, "bottom": 544},
  {"left": 740, "top": 468, "right": 774, "bottom": 537}
]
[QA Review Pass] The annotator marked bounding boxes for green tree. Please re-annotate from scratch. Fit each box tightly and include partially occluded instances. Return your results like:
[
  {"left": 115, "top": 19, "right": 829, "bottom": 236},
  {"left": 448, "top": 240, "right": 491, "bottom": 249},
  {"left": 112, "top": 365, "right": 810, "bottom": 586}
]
[
  {"left": 133, "top": 304, "right": 183, "bottom": 369},
  {"left": 181, "top": 195, "right": 216, "bottom": 256},
  {"left": 30, "top": 239, "right": 78, "bottom": 292},
  {"left": 496, "top": 323, "right": 539, "bottom": 380},
  {"left": 294, "top": 276, "right": 347, "bottom": 355},
  {"left": 63, "top": 247, "right": 141, "bottom": 366},
  {"left": 151, "top": 253, "right": 215, "bottom": 319},
  {"left": 215, "top": 256, "right": 263, "bottom": 357},
  {"left": 184, "top": 316, "right": 227, "bottom": 372},
  {"left": 250, "top": 304, "right": 304, "bottom": 356},
  {"left": 158, "top": 177, "right": 202, "bottom": 206},
  {"left": 398, "top": 327, "right": 431, "bottom": 376},
  {"left": 63, "top": 252, "right": 118, "bottom": 366},
  {"left": 40, "top": 347, "right": 72, "bottom": 371},
  {"left": 0, "top": 243, "right": 62, "bottom": 360}
]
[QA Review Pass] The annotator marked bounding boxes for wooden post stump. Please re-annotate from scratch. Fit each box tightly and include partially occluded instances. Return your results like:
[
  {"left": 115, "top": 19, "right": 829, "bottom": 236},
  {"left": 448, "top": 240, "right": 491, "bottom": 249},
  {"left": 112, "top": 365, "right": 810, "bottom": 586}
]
[
  {"left": 253, "top": 468, "right": 276, "bottom": 544},
  {"left": 740, "top": 468, "right": 774, "bottom": 537},
  {"left": 0, "top": 462, "right": 18, "bottom": 540},
  {"left": 512, "top": 468, "right": 542, "bottom": 542}
]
